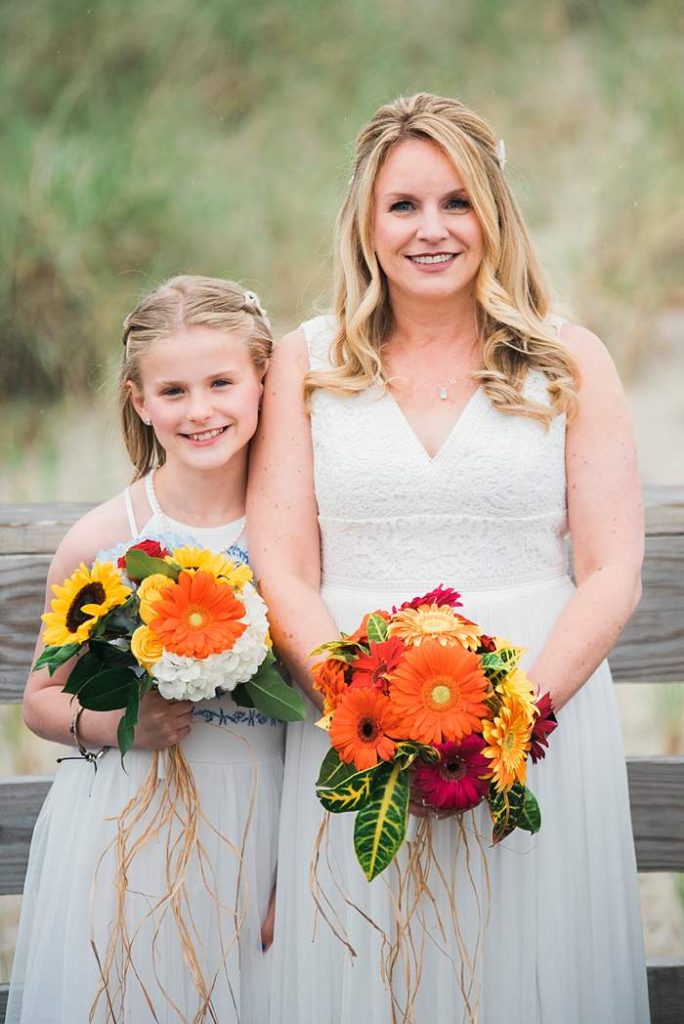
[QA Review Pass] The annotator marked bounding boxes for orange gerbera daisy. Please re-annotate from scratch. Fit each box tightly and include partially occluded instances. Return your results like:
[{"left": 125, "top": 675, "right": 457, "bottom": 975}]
[
  {"left": 481, "top": 695, "right": 533, "bottom": 792},
  {"left": 329, "top": 688, "right": 400, "bottom": 771},
  {"left": 149, "top": 570, "right": 246, "bottom": 659},
  {"left": 312, "top": 658, "right": 349, "bottom": 715},
  {"left": 388, "top": 639, "right": 490, "bottom": 745},
  {"left": 389, "top": 605, "right": 484, "bottom": 651}
]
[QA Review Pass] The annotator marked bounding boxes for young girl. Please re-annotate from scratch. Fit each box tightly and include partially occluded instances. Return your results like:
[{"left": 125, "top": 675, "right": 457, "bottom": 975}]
[{"left": 7, "top": 276, "right": 283, "bottom": 1023}]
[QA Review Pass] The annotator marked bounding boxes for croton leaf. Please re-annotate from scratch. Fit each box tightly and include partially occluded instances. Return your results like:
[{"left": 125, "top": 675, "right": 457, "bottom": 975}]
[
  {"left": 518, "top": 787, "right": 542, "bottom": 834},
  {"left": 489, "top": 781, "right": 526, "bottom": 844},
  {"left": 353, "top": 760, "right": 409, "bottom": 881}
]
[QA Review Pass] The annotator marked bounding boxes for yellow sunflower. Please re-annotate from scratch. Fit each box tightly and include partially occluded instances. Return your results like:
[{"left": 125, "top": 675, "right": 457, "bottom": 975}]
[
  {"left": 389, "top": 605, "right": 484, "bottom": 651},
  {"left": 481, "top": 695, "right": 533, "bottom": 792},
  {"left": 166, "top": 547, "right": 254, "bottom": 589},
  {"left": 42, "top": 561, "right": 131, "bottom": 646},
  {"left": 496, "top": 667, "right": 537, "bottom": 724}
]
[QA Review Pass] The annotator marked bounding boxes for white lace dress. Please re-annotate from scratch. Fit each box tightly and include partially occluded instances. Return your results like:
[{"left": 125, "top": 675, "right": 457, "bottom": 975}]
[
  {"left": 269, "top": 315, "right": 650, "bottom": 1024},
  {"left": 7, "top": 487, "right": 284, "bottom": 1024}
]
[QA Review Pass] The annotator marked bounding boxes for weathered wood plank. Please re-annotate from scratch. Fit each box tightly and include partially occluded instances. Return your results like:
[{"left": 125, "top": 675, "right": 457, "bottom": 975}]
[
  {"left": 0, "top": 777, "right": 53, "bottom": 896},
  {"left": 644, "top": 486, "right": 684, "bottom": 536},
  {"left": 0, "top": 503, "right": 91, "bottom": 555},
  {"left": 647, "top": 960, "right": 684, "bottom": 1024},
  {"left": 628, "top": 757, "right": 684, "bottom": 872},
  {"left": 0, "top": 555, "right": 51, "bottom": 702}
]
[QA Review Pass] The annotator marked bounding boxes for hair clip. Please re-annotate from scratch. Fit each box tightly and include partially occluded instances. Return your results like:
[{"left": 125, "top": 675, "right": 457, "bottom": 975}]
[
  {"left": 496, "top": 139, "right": 507, "bottom": 170},
  {"left": 243, "top": 289, "right": 271, "bottom": 328}
]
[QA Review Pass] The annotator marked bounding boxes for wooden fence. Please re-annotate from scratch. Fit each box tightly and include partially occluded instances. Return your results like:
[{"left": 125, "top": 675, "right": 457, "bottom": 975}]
[{"left": 1, "top": 493, "right": 683, "bottom": 1022}]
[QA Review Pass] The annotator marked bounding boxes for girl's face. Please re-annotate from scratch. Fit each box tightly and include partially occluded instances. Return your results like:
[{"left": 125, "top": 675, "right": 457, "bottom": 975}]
[
  {"left": 371, "top": 137, "right": 484, "bottom": 306},
  {"left": 130, "top": 327, "right": 263, "bottom": 472}
]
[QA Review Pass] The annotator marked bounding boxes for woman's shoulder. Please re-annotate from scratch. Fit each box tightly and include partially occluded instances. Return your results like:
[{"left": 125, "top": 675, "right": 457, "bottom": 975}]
[{"left": 49, "top": 491, "right": 133, "bottom": 579}]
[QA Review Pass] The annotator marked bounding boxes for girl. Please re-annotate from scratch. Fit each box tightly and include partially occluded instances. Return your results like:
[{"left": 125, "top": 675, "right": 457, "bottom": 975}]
[
  {"left": 7, "top": 275, "right": 283, "bottom": 1023},
  {"left": 248, "top": 95, "right": 650, "bottom": 1022}
]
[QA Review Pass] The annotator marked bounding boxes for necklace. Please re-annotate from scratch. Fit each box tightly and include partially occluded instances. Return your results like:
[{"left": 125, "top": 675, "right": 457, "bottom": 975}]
[{"left": 437, "top": 377, "right": 459, "bottom": 401}]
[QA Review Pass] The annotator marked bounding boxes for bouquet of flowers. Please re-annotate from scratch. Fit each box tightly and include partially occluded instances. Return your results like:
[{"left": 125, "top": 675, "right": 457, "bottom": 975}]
[
  {"left": 311, "top": 585, "right": 557, "bottom": 881},
  {"left": 37, "top": 538, "right": 305, "bottom": 754}
]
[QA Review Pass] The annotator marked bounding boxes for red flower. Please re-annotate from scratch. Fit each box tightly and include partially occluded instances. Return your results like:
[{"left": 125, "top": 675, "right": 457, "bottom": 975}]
[
  {"left": 478, "top": 633, "right": 497, "bottom": 653},
  {"left": 412, "top": 735, "right": 490, "bottom": 811},
  {"left": 529, "top": 692, "right": 558, "bottom": 764},
  {"left": 350, "top": 638, "right": 405, "bottom": 695},
  {"left": 118, "top": 540, "right": 170, "bottom": 581},
  {"left": 395, "top": 585, "right": 462, "bottom": 614}
]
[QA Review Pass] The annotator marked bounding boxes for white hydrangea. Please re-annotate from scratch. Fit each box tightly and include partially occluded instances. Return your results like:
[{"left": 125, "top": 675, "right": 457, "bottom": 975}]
[{"left": 151, "top": 581, "right": 270, "bottom": 701}]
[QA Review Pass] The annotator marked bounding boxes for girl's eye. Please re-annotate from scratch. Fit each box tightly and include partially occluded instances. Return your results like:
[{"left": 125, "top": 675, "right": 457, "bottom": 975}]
[
  {"left": 161, "top": 386, "right": 183, "bottom": 397},
  {"left": 212, "top": 378, "right": 232, "bottom": 388},
  {"left": 389, "top": 200, "right": 414, "bottom": 212}
]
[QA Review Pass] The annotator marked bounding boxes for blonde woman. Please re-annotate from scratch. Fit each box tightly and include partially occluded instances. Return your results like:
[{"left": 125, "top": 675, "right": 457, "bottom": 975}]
[
  {"left": 8, "top": 277, "right": 282, "bottom": 1023},
  {"left": 248, "top": 95, "right": 649, "bottom": 1022}
]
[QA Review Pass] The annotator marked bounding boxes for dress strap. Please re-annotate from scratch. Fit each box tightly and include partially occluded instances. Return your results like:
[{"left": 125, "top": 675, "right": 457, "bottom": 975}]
[
  {"left": 547, "top": 313, "right": 568, "bottom": 338},
  {"left": 123, "top": 487, "right": 139, "bottom": 538},
  {"left": 300, "top": 314, "right": 336, "bottom": 372},
  {"left": 144, "top": 471, "right": 163, "bottom": 517}
]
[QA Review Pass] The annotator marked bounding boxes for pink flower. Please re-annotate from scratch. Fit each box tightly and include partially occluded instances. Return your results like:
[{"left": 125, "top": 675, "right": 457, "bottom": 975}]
[
  {"left": 394, "top": 585, "right": 462, "bottom": 614},
  {"left": 529, "top": 692, "right": 558, "bottom": 764},
  {"left": 412, "top": 735, "right": 490, "bottom": 811}
]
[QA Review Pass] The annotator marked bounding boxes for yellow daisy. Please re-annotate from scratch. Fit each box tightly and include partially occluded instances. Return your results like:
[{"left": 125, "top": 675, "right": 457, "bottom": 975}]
[
  {"left": 481, "top": 694, "right": 533, "bottom": 792},
  {"left": 42, "top": 561, "right": 131, "bottom": 646},
  {"left": 496, "top": 667, "right": 537, "bottom": 724},
  {"left": 166, "top": 547, "right": 254, "bottom": 589},
  {"left": 389, "top": 605, "right": 484, "bottom": 651},
  {"left": 137, "top": 573, "right": 176, "bottom": 625}
]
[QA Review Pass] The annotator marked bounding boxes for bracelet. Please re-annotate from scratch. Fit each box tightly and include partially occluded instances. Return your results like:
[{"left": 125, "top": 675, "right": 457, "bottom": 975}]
[{"left": 69, "top": 706, "right": 109, "bottom": 767}]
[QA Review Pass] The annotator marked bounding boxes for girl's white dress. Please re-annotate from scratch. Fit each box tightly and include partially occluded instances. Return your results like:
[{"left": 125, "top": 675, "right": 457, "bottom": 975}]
[
  {"left": 7, "top": 482, "right": 284, "bottom": 1024},
  {"left": 269, "top": 315, "right": 650, "bottom": 1023}
]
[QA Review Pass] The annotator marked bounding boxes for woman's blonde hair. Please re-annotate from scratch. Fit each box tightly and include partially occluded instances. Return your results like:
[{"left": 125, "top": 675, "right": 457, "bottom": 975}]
[
  {"left": 119, "top": 275, "right": 272, "bottom": 479},
  {"left": 306, "top": 92, "right": 579, "bottom": 422}
]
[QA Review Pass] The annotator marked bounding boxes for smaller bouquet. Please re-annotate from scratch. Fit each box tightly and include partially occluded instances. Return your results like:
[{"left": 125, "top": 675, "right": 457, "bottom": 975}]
[
  {"left": 37, "top": 539, "right": 305, "bottom": 756},
  {"left": 311, "top": 585, "right": 557, "bottom": 880}
]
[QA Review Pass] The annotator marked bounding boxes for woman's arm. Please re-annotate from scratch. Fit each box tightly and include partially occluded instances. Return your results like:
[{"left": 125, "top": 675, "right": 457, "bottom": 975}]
[
  {"left": 23, "top": 505, "right": 193, "bottom": 750},
  {"left": 529, "top": 324, "right": 644, "bottom": 710},
  {"left": 247, "top": 329, "right": 339, "bottom": 710}
]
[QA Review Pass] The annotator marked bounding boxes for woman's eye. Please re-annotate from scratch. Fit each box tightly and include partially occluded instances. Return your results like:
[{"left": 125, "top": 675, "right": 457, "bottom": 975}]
[
  {"left": 390, "top": 200, "right": 414, "bottom": 212},
  {"left": 447, "top": 197, "right": 471, "bottom": 212}
]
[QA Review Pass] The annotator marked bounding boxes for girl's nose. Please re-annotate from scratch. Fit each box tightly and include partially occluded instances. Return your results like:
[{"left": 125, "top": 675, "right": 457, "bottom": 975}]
[{"left": 187, "top": 392, "right": 212, "bottom": 422}]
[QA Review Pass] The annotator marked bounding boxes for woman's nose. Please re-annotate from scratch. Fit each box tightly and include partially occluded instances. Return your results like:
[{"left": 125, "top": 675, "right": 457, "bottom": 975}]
[{"left": 416, "top": 205, "right": 449, "bottom": 243}]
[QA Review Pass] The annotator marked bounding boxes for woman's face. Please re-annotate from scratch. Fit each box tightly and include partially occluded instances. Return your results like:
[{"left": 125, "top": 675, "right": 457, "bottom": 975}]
[
  {"left": 130, "top": 327, "right": 263, "bottom": 473},
  {"left": 371, "top": 137, "right": 484, "bottom": 306}
]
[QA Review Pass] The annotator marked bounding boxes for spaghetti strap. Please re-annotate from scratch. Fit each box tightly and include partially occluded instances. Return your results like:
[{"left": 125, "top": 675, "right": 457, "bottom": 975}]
[
  {"left": 547, "top": 312, "right": 568, "bottom": 337},
  {"left": 123, "top": 486, "right": 138, "bottom": 538}
]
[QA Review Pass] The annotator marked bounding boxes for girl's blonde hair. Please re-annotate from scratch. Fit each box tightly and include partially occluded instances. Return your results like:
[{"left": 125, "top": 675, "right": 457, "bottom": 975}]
[
  {"left": 119, "top": 275, "right": 272, "bottom": 479},
  {"left": 306, "top": 92, "right": 579, "bottom": 422}
]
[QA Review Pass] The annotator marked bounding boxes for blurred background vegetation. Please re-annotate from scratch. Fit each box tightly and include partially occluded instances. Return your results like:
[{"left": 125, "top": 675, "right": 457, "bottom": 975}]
[{"left": 0, "top": 0, "right": 683, "bottom": 969}]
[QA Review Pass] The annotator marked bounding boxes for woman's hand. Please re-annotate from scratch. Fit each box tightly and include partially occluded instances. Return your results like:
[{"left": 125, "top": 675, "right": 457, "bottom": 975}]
[{"left": 132, "top": 690, "right": 194, "bottom": 750}]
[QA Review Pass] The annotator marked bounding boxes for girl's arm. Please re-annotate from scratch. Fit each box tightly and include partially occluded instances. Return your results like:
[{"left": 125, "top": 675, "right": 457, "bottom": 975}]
[
  {"left": 529, "top": 324, "right": 644, "bottom": 711},
  {"left": 23, "top": 504, "right": 193, "bottom": 750},
  {"left": 247, "top": 329, "right": 338, "bottom": 710}
]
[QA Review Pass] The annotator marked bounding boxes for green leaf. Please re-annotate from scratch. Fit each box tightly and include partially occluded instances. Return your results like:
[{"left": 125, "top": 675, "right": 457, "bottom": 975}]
[
  {"left": 481, "top": 646, "right": 522, "bottom": 687},
  {"left": 366, "top": 614, "right": 389, "bottom": 644},
  {"left": 125, "top": 549, "right": 178, "bottom": 582},
  {"left": 394, "top": 740, "right": 440, "bottom": 770},
  {"left": 318, "top": 770, "right": 374, "bottom": 814},
  {"left": 518, "top": 787, "right": 542, "bottom": 834},
  {"left": 231, "top": 683, "right": 256, "bottom": 709},
  {"left": 117, "top": 687, "right": 140, "bottom": 761},
  {"left": 488, "top": 782, "right": 526, "bottom": 844},
  {"left": 77, "top": 667, "right": 138, "bottom": 711},
  {"left": 244, "top": 663, "right": 305, "bottom": 722},
  {"left": 62, "top": 649, "right": 104, "bottom": 695},
  {"left": 316, "top": 746, "right": 380, "bottom": 793},
  {"left": 353, "top": 760, "right": 409, "bottom": 880},
  {"left": 34, "top": 642, "right": 82, "bottom": 674}
]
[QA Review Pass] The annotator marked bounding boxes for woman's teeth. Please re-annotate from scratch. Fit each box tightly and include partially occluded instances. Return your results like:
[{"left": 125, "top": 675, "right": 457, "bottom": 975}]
[
  {"left": 186, "top": 426, "right": 227, "bottom": 441},
  {"left": 410, "top": 254, "right": 455, "bottom": 264}
]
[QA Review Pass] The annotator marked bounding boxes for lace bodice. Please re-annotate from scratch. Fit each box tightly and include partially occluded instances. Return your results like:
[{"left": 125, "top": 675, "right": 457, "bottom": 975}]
[{"left": 304, "top": 315, "right": 569, "bottom": 591}]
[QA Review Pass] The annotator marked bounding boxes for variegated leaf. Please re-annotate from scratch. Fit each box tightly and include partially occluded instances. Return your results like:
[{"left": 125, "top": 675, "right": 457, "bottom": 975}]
[
  {"left": 354, "top": 761, "right": 409, "bottom": 880},
  {"left": 489, "top": 781, "right": 526, "bottom": 844}
]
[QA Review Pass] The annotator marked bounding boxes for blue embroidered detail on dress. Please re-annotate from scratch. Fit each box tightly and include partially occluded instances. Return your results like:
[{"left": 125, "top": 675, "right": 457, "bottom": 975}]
[
  {"left": 226, "top": 543, "right": 249, "bottom": 565},
  {"left": 193, "top": 705, "right": 279, "bottom": 728}
]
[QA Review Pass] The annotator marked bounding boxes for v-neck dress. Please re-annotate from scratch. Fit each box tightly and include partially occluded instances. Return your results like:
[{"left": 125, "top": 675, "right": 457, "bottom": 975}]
[
  {"left": 269, "top": 315, "right": 649, "bottom": 1023},
  {"left": 7, "top": 495, "right": 284, "bottom": 1024}
]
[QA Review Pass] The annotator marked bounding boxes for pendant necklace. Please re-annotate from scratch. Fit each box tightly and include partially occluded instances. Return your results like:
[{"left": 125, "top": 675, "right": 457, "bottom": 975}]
[{"left": 437, "top": 378, "right": 459, "bottom": 401}]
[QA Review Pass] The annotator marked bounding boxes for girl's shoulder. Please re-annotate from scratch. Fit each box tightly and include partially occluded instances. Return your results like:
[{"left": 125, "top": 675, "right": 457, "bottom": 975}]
[{"left": 50, "top": 490, "right": 134, "bottom": 579}]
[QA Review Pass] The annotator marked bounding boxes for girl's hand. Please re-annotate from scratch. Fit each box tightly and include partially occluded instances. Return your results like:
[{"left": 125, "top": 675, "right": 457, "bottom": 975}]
[
  {"left": 261, "top": 884, "right": 277, "bottom": 952},
  {"left": 133, "top": 690, "right": 194, "bottom": 750}
]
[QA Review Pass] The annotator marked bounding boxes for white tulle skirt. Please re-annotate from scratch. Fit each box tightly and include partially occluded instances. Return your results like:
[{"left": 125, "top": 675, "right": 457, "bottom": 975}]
[
  {"left": 7, "top": 697, "right": 284, "bottom": 1024},
  {"left": 270, "top": 574, "right": 650, "bottom": 1024}
]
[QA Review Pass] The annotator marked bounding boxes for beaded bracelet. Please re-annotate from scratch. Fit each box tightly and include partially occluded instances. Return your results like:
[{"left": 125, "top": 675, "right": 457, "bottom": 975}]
[{"left": 68, "top": 706, "right": 109, "bottom": 768}]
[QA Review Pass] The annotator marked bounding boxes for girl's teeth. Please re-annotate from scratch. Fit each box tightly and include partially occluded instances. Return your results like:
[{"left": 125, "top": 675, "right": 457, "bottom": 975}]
[
  {"left": 411, "top": 254, "right": 453, "bottom": 264},
  {"left": 188, "top": 427, "right": 225, "bottom": 441}
]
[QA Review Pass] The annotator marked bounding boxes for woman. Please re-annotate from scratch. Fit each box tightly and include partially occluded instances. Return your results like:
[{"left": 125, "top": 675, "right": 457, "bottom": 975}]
[{"left": 248, "top": 94, "right": 649, "bottom": 1023}]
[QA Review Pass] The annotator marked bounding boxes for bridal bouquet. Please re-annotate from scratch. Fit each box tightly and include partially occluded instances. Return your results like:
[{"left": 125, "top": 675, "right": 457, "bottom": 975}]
[
  {"left": 37, "top": 538, "right": 305, "bottom": 755},
  {"left": 311, "top": 585, "right": 557, "bottom": 881}
]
